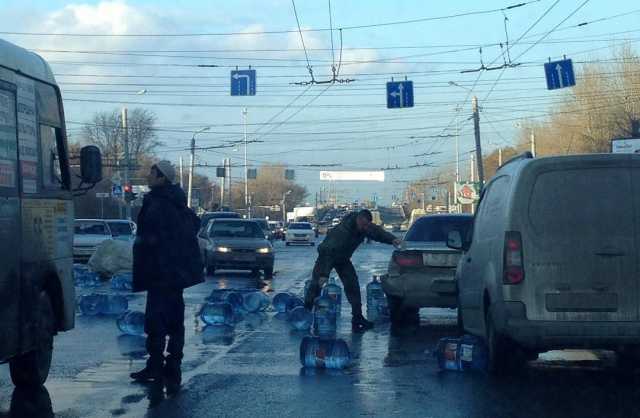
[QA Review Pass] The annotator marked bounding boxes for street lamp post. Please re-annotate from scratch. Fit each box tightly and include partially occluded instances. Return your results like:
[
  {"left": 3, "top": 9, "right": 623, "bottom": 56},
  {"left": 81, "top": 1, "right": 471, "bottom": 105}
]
[
  {"left": 282, "top": 190, "right": 292, "bottom": 223},
  {"left": 188, "top": 126, "right": 211, "bottom": 208}
]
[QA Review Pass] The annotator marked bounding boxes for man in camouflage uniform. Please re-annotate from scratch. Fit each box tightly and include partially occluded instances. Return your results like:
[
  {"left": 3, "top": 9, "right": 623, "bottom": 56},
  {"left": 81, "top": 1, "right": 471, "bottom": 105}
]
[{"left": 305, "top": 209, "right": 400, "bottom": 332}]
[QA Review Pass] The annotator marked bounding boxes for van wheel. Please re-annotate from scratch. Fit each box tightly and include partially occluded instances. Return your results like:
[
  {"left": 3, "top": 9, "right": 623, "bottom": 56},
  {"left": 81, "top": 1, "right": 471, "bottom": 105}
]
[
  {"left": 387, "top": 296, "right": 418, "bottom": 325},
  {"left": 486, "top": 308, "right": 510, "bottom": 375},
  {"left": 616, "top": 347, "right": 640, "bottom": 371},
  {"left": 10, "top": 293, "right": 54, "bottom": 387},
  {"left": 264, "top": 267, "right": 274, "bottom": 281}
]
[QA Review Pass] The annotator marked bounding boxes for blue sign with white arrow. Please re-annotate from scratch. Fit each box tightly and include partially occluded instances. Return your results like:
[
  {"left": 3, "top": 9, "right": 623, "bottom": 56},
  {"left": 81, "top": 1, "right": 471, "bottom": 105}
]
[
  {"left": 386, "top": 80, "right": 414, "bottom": 109},
  {"left": 111, "top": 184, "right": 123, "bottom": 198},
  {"left": 231, "top": 69, "right": 256, "bottom": 96},
  {"left": 544, "top": 58, "right": 576, "bottom": 90}
]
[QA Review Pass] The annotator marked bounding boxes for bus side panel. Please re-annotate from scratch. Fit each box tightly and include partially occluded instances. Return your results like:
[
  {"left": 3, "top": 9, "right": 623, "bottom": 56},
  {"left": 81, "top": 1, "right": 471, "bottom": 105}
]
[{"left": 0, "top": 198, "right": 21, "bottom": 361}]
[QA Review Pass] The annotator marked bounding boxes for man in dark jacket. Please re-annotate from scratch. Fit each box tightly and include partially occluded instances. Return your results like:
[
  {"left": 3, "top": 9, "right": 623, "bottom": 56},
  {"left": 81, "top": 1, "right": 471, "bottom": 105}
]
[
  {"left": 130, "top": 160, "right": 203, "bottom": 394},
  {"left": 305, "top": 209, "right": 400, "bottom": 332}
]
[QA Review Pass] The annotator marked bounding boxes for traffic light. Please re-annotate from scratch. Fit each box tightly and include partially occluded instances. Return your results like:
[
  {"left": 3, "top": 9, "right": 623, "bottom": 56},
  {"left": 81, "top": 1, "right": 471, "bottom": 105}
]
[{"left": 124, "top": 184, "right": 137, "bottom": 203}]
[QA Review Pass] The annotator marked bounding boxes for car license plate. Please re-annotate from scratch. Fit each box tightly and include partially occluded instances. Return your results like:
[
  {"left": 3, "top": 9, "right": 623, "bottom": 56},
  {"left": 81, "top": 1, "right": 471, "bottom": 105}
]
[
  {"left": 234, "top": 253, "right": 256, "bottom": 262},
  {"left": 295, "top": 234, "right": 306, "bottom": 238}
]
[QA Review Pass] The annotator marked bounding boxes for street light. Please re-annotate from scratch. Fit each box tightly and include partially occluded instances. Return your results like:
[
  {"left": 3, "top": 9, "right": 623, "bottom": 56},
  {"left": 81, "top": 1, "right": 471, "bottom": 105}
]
[
  {"left": 282, "top": 190, "right": 292, "bottom": 223},
  {"left": 187, "top": 126, "right": 211, "bottom": 208}
]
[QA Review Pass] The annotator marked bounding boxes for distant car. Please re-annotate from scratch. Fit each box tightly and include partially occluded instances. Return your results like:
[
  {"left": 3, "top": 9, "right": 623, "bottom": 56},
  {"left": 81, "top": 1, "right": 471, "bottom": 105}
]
[
  {"left": 73, "top": 219, "right": 136, "bottom": 263},
  {"left": 269, "top": 221, "right": 284, "bottom": 240},
  {"left": 201, "top": 219, "right": 274, "bottom": 279},
  {"left": 285, "top": 222, "right": 316, "bottom": 246},
  {"left": 252, "top": 218, "right": 273, "bottom": 241},
  {"left": 382, "top": 214, "right": 473, "bottom": 325}
]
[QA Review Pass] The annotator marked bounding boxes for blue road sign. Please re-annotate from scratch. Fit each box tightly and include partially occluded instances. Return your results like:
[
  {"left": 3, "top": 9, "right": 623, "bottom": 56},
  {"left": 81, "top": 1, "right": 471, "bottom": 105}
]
[
  {"left": 111, "top": 184, "right": 123, "bottom": 198},
  {"left": 231, "top": 69, "right": 256, "bottom": 96},
  {"left": 386, "top": 81, "right": 414, "bottom": 109},
  {"left": 544, "top": 59, "right": 576, "bottom": 90}
]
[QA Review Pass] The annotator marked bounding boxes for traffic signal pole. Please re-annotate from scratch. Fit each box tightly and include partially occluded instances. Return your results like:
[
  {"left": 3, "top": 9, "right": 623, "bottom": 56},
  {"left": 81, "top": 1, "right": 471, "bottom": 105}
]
[{"left": 122, "top": 107, "right": 131, "bottom": 220}]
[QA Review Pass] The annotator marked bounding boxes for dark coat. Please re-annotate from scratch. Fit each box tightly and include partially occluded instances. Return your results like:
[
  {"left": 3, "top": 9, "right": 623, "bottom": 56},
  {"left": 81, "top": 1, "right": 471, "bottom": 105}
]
[
  {"left": 317, "top": 212, "right": 396, "bottom": 260},
  {"left": 133, "top": 184, "right": 204, "bottom": 292}
]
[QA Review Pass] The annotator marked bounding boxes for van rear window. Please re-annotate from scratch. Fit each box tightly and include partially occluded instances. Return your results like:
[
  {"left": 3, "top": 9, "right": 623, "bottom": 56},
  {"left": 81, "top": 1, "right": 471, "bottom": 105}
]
[{"left": 528, "top": 168, "right": 631, "bottom": 236}]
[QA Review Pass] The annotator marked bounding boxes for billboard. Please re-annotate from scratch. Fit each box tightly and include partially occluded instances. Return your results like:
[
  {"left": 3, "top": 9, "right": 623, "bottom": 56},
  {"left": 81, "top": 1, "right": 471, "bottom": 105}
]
[
  {"left": 455, "top": 182, "right": 481, "bottom": 205},
  {"left": 319, "top": 171, "right": 385, "bottom": 182},
  {"left": 611, "top": 137, "right": 640, "bottom": 154}
]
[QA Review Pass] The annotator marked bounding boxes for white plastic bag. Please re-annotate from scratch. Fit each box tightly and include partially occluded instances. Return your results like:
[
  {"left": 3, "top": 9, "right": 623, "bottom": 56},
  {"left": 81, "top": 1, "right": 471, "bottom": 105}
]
[{"left": 88, "top": 239, "right": 133, "bottom": 276}]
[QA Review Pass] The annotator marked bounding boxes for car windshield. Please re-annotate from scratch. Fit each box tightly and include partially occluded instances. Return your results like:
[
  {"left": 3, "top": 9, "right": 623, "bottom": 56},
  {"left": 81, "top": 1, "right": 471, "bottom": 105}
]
[
  {"left": 289, "top": 223, "right": 312, "bottom": 230},
  {"left": 74, "top": 221, "right": 108, "bottom": 235},
  {"left": 405, "top": 217, "right": 473, "bottom": 243},
  {"left": 209, "top": 221, "right": 264, "bottom": 238},
  {"left": 107, "top": 222, "right": 133, "bottom": 236}
]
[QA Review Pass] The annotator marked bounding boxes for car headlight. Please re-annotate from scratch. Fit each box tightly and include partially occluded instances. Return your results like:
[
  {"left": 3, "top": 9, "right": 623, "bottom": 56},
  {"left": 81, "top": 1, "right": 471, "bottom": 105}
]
[
  {"left": 256, "top": 247, "right": 271, "bottom": 254},
  {"left": 215, "top": 246, "right": 231, "bottom": 253}
]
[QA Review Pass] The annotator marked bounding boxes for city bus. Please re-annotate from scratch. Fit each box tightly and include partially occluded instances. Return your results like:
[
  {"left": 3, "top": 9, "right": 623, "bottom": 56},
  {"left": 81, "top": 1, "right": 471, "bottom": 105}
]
[{"left": 0, "top": 38, "right": 102, "bottom": 386}]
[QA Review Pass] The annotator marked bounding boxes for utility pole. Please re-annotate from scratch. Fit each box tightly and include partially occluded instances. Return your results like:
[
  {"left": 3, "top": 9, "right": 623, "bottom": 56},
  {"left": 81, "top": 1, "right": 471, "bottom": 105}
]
[
  {"left": 455, "top": 105, "right": 461, "bottom": 214},
  {"left": 498, "top": 148, "right": 503, "bottom": 166},
  {"left": 220, "top": 158, "right": 225, "bottom": 208},
  {"left": 243, "top": 108, "right": 249, "bottom": 215},
  {"left": 187, "top": 127, "right": 210, "bottom": 209},
  {"left": 530, "top": 130, "right": 536, "bottom": 157},
  {"left": 122, "top": 107, "right": 131, "bottom": 220},
  {"left": 472, "top": 96, "right": 485, "bottom": 189},
  {"left": 179, "top": 157, "right": 184, "bottom": 187}
]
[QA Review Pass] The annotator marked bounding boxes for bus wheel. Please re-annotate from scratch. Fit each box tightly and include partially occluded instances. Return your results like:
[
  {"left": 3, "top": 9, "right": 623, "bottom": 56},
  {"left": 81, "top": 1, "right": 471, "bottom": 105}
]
[{"left": 10, "top": 293, "right": 54, "bottom": 387}]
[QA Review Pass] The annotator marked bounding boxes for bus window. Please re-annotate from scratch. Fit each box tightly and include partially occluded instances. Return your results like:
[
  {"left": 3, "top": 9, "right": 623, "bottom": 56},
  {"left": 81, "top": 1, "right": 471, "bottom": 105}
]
[
  {"left": 0, "top": 85, "right": 17, "bottom": 191},
  {"left": 36, "top": 82, "right": 60, "bottom": 127},
  {"left": 40, "top": 125, "right": 63, "bottom": 190}
]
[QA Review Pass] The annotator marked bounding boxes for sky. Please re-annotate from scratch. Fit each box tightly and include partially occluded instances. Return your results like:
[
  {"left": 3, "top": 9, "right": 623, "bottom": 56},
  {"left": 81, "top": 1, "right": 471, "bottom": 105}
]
[{"left": 1, "top": 0, "right": 639, "bottom": 205}]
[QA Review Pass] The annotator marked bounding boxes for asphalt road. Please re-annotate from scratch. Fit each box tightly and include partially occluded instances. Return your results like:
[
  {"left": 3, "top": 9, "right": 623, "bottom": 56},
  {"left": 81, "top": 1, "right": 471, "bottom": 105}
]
[{"left": 2, "top": 238, "right": 640, "bottom": 418}]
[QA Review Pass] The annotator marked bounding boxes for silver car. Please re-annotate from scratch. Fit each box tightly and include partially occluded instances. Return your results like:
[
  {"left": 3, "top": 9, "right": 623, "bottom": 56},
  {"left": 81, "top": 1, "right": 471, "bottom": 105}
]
[
  {"left": 382, "top": 214, "right": 473, "bottom": 325},
  {"left": 450, "top": 153, "right": 640, "bottom": 374}
]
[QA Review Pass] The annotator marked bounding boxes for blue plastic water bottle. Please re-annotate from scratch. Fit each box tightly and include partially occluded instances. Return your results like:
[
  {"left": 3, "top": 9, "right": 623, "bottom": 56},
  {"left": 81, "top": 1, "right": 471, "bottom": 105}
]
[
  {"left": 117, "top": 310, "right": 145, "bottom": 336},
  {"left": 366, "top": 276, "right": 388, "bottom": 321},
  {"left": 202, "top": 324, "right": 235, "bottom": 345},
  {"left": 78, "top": 294, "right": 107, "bottom": 316},
  {"left": 313, "top": 295, "right": 337, "bottom": 338},
  {"left": 242, "top": 292, "right": 270, "bottom": 313},
  {"left": 225, "top": 292, "right": 245, "bottom": 312},
  {"left": 200, "top": 302, "right": 234, "bottom": 326},
  {"left": 111, "top": 273, "right": 133, "bottom": 291},
  {"left": 321, "top": 277, "right": 342, "bottom": 308},
  {"left": 288, "top": 306, "right": 313, "bottom": 332},
  {"left": 102, "top": 295, "right": 129, "bottom": 315},
  {"left": 272, "top": 292, "right": 293, "bottom": 313},
  {"left": 285, "top": 296, "right": 305, "bottom": 313},
  {"left": 299, "top": 336, "right": 351, "bottom": 369}
]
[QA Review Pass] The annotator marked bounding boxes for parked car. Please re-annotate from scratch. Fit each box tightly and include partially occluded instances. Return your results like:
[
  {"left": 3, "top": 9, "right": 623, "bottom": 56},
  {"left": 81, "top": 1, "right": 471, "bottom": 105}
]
[
  {"left": 201, "top": 219, "right": 274, "bottom": 279},
  {"left": 382, "top": 214, "right": 474, "bottom": 325},
  {"left": 73, "top": 219, "right": 136, "bottom": 263},
  {"left": 285, "top": 222, "right": 316, "bottom": 246},
  {"left": 449, "top": 152, "right": 640, "bottom": 374}
]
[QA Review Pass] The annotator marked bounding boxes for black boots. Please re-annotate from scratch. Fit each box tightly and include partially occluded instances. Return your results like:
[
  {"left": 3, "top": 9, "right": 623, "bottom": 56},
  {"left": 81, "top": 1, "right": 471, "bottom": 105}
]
[
  {"left": 130, "top": 365, "right": 163, "bottom": 382},
  {"left": 352, "top": 313, "right": 374, "bottom": 332},
  {"left": 164, "top": 357, "right": 182, "bottom": 395}
]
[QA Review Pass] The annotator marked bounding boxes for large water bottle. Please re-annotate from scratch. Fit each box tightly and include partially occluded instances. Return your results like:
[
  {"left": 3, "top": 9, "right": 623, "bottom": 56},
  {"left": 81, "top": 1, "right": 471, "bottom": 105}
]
[
  {"left": 272, "top": 292, "right": 293, "bottom": 313},
  {"left": 459, "top": 335, "right": 489, "bottom": 371},
  {"left": 200, "top": 302, "right": 234, "bottom": 326},
  {"left": 78, "top": 294, "right": 107, "bottom": 316},
  {"left": 299, "top": 336, "right": 351, "bottom": 369},
  {"left": 242, "top": 292, "right": 270, "bottom": 313},
  {"left": 366, "top": 275, "right": 388, "bottom": 321},
  {"left": 102, "top": 295, "right": 129, "bottom": 315},
  {"left": 285, "top": 296, "right": 305, "bottom": 314},
  {"left": 202, "top": 324, "right": 235, "bottom": 346},
  {"left": 313, "top": 294, "right": 337, "bottom": 338},
  {"left": 111, "top": 273, "right": 133, "bottom": 291},
  {"left": 225, "top": 292, "right": 245, "bottom": 312},
  {"left": 117, "top": 310, "right": 145, "bottom": 336},
  {"left": 288, "top": 306, "right": 313, "bottom": 332},
  {"left": 321, "top": 277, "right": 342, "bottom": 308}
]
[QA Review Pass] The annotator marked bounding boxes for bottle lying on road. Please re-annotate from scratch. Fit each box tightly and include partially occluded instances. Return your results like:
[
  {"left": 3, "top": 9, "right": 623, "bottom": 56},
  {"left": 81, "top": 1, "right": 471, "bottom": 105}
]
[
  {"left": 200, "top": 302, "right": 234, "bottom": 326},
  {"left": 434, "top": 335, "right": 488, "bottom": 372},
  {"left": 117, "top": 311, "right": 146, "bottom": 336},
  {"left": 288, "top": 306, "right": 313, "bottom": 332},
  {"left": 272, "top": 292, "right": 294, "bottom": 313},
  {"left": 300, "top": 336, "right": 351, "bottom": 369},
  {"left": 242, "top": 292, "right": 270, "bottom": 313},
  {"left": 78, "top": 294, "right": 128, "bottom": 316}
]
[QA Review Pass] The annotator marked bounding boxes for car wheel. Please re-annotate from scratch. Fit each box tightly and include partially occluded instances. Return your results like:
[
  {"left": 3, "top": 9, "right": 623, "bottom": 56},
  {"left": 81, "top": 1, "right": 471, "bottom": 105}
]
[
  {"left": 10, "top": 292, "right": 54, "bottom": 387},
  {"left": 485, "top": 308, "right": 523, "bottom": 375},
  {"left": 457, "top": 308, "right": 464, "bottom": 335},
  {"left": 264, "top": 267, "right": 274, "bottom": 280}
]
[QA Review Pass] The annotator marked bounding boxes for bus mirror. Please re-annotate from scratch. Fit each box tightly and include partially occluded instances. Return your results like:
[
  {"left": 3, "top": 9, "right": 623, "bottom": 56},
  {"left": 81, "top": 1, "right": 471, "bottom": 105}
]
[{"left": 80, "top": 145, "right": 102, "bottom": 184}]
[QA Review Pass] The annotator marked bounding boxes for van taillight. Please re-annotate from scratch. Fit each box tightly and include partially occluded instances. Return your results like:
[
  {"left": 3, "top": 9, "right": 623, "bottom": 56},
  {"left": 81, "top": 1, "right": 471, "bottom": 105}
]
[
  {"left": 503, "top": 231, "right": 524, "bottom": 285},
  {"left": 393, "top": 251, "right": 422, "bottom": 267}
]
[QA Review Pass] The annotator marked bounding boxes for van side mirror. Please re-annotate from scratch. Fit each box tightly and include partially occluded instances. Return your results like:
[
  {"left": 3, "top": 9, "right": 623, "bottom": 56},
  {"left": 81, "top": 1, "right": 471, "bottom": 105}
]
[
  {"left": 447, "top": 230, "right": 463, "bottom": 250},
  {"left": 80, "top": 145, "right": 102, "bottom": 184}
]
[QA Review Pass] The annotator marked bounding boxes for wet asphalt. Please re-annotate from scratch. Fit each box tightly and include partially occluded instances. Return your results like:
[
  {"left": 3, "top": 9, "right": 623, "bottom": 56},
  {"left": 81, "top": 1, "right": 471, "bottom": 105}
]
[{"left": 2, "top": 239, "right": 640, "bottom": 418}]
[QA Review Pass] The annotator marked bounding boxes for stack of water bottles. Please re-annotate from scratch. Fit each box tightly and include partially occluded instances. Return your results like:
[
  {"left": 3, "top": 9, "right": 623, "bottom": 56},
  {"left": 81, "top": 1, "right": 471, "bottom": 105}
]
[
  {"left": 73, "top": 264, "right": 101, "bottom": 288},
  {"left": 300, "top": 277, "right": 351, "bottom": 370},
  {"left": 366, "top": 275, "right": 389, "bottom": 322},
  {"left": 117, "top": 310, "right": 146, "bottom": 336},
  {"left": 78, "top": 293, "right": 129, "bottom": 316},
  {"left": 111, "top": 272, "right": 133, "bottom": 291}
]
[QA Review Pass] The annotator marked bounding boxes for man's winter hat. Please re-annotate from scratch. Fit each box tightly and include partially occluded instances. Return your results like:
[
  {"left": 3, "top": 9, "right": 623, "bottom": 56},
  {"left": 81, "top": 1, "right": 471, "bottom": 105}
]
[{"left": 153, "top": 160, "right": 176, "bottom": 184}]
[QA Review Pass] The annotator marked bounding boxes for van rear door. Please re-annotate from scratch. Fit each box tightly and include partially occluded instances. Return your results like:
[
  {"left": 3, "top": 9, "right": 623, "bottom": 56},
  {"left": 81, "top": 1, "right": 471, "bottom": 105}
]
[{"left": 521, "top": 157, "right": 637, "bottom": 322}]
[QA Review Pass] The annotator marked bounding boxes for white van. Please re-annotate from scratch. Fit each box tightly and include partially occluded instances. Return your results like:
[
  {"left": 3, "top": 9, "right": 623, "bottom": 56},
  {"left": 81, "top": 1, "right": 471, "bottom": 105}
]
[{"left": 450, "top": 153, "right": 640, "bottom": 373}]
